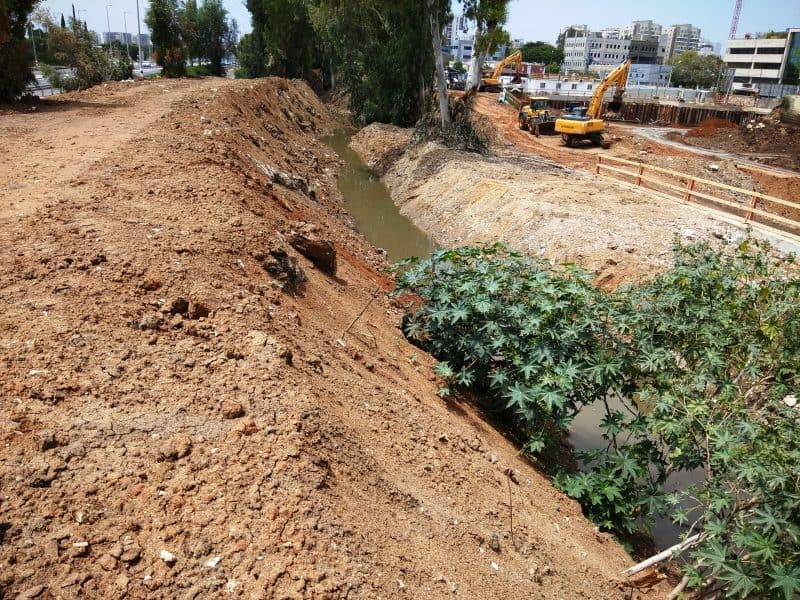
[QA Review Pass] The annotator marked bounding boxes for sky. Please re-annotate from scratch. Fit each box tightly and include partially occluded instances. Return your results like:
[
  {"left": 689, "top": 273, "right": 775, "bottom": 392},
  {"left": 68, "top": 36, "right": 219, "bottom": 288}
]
[{"left": 40, "top": 0, "right": 800, "bottom": 51}]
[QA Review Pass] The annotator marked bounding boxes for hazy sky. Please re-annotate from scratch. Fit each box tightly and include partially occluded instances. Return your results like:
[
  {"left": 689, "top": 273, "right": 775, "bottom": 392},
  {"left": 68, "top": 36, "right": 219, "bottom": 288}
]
[{"left": 41, "top": 0, "right": 799, "bottom": 50}]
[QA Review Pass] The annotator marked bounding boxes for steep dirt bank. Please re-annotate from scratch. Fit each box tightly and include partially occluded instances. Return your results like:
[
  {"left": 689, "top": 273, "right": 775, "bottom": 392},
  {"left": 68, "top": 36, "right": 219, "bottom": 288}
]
[
  {"left": 0, "top": 79, "right": 656, "bottom": 598},
  {"left": 352, "top": 123, "right": 742, "bottom": 286}
]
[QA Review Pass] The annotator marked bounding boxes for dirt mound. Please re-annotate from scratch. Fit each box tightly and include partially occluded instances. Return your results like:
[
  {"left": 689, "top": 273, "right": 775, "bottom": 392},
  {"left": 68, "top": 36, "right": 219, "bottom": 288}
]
[
  {"left": 681, "top": 115, "right": 800, "bottom": 172},
  {"left": 0, "top": 79, "right": 658, "bottom": 598},
  {"left": 686, "top": 117, "right": 738, "bottom": 137}
]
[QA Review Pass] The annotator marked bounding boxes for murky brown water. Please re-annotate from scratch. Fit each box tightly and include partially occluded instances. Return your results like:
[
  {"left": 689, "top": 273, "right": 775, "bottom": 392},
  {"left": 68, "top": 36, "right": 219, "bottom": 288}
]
[{"left": 323, "top": 131, "right": 435, "bottom": 263}]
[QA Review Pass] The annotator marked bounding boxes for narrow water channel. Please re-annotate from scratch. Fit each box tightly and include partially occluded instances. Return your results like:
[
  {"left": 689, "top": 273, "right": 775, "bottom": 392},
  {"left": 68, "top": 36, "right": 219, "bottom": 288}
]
[
  {"left": 323, "top": 131, "right": 436, "bottom": 263},
  {"left": 325, "top": 130, "right": 690, "bottom": 550}
]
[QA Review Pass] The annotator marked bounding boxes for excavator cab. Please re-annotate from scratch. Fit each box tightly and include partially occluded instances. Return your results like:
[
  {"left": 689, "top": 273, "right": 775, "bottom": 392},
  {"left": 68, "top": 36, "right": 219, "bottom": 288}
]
[{"left": 561, "top": 106, "right": 590, "bottom": 121}]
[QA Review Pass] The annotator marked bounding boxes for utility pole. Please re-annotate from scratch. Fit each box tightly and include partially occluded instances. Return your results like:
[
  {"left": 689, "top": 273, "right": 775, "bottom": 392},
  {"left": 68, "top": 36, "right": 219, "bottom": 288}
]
[
  {"left": 123, "top": 11, "right": 131, "bottom": 59},
  {"left": 105, "top": 4, "right": 112, "bottom": 56},
  {"left": 28, "top": 24, "right": 38, "bottom": 65},
  {"left": 135, "top": 0, "right": 143, "bottom": 75}
]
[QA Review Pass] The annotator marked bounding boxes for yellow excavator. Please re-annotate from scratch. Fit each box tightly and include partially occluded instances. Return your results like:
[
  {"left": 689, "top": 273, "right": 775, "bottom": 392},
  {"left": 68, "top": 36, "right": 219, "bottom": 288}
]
[
  {"left": 480, "top": 50, "right": 523, "bottom": 91},
  {"left": 555, "top": 58, "right": 631, "bottom": 148}
]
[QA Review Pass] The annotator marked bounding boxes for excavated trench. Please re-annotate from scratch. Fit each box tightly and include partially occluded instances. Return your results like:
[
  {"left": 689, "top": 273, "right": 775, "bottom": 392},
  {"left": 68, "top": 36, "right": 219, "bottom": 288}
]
[
  {"left": 324, "top": 131, "right": 435, "bottom": 262},
  {"left": 333, "top": 126, "right": 696, "bottom": 549}
]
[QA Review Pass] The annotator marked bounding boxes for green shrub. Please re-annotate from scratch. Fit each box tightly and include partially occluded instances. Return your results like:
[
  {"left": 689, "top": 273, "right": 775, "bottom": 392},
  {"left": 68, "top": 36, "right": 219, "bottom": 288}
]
[{"left": 393, "top": 238, "right": 800, "bottom": 598}]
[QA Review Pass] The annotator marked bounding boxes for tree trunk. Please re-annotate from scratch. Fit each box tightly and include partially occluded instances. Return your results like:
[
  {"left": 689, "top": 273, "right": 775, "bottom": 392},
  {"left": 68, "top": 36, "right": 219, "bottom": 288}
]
[
  {"left": 427, "top": 0, "right": 450, "bottom": 127},
  {"left": 466, "top": 30, "right": 482, "bottom": 93}
]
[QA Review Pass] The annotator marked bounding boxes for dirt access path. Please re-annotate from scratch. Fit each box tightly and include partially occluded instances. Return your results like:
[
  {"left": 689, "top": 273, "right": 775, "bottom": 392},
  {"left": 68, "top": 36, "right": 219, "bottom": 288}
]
[{"left": 0, "top": 80, "right": 661, "bottom": 598}]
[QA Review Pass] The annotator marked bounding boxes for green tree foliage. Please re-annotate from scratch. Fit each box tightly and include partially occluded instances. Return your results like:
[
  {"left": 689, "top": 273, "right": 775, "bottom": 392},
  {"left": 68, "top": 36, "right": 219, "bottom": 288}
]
[
  {"left": 519, "top": 41, "right": 563, "bottom": 67},
  {"left": 669, "top": 50, "right": 723, "bottom": 88},
  {"left": 235, "top": 32, "right": 260, "bottom": 78},
  {"left": 39, "top": 15, "right": 132, "bottom": 91},
  {"left": 245, "top": 0, "right": 315, "bottom": 79},
  {"left": 393, "top": 238, "right": 800, "bottom": 598},
  {"left": 460, "top": 0, "right": 510, "bottom": 90},
  {"left": 145, "top": 0, "right": 185, "bottom": 77},
  {"left": 197, "top": 0, "right": 228, "bottom": 75},
  {"left": 0, "top": 0, "right": 37, "bottom": 101},
  {"left": 181, "top": 0, "right": 201, "bottom": 65},
  {"left": 341, "top": 0, "right": 432, "bottom": 125},
  {"left": 243, "top": 0, "right": 436, "bottom": 125}
]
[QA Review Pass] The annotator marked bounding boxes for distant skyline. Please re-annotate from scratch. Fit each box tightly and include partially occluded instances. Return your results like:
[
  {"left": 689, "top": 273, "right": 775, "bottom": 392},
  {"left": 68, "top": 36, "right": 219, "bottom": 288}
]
[
  {"left": 501, "top": 0, "right": 799, "bottom": 49},
  {"left": 40, "top": 0, "right": 800, "bottom": 51}
]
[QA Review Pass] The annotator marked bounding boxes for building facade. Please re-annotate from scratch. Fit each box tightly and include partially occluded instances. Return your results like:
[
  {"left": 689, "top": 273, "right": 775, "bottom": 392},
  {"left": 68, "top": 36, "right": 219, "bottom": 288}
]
[
  {"left": 562, "top": 34, "right": 630, "bottom": 73},
  {"left": 723, "top": 29, "right": 800, "bottom": 93},
  {"left": 629, "top": 39, "right": 660, "bottom": 64},
  {"left": 628, "top": 63, "right": 673, "bottom": 86},
  {"left": 663, "top": 24, "right": 701, "bottom": 60},
  {"left": 623, "top": 20, "right": 663, "bottom": 39}
]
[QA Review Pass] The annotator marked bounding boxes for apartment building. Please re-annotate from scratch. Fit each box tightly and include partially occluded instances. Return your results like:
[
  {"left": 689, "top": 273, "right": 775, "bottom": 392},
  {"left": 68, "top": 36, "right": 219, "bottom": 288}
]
[
  {"left": 663, "top": 24, "right": 701, "bottom": 60},
  {"left": 623, "top": 20, "right": 663, "bottom": 39},
  {"left": 562, "top": 34, "right": 630, "bottom": 72}
]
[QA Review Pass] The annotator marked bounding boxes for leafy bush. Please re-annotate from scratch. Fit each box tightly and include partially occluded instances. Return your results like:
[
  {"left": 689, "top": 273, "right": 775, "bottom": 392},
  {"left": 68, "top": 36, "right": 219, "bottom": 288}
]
[
  {"left": 186, "top": 64, "right": 215, "bottom": 77},
  {"left": 0, "top": 0, "right": 38, "bottom": 101},
  {"left": 393, "top": 239, "right": 800, "bottom": 598},
  {"left": 38, "top": 16, "right": 132, "bottom": 92}
]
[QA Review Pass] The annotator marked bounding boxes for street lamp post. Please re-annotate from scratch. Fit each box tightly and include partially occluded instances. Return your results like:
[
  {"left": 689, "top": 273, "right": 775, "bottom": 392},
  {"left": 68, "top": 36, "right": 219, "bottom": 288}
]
[
  {"left": 123, "top": 11, "right": 131, "bottom": 59},
  {"left": 76, "top": 8, "right": 87, "bottom": 31},
  {"left": 105, "top": 4, "right": 112, "bottom": 55},
  {"left": 135, "top": 0, "right": 143, "bottom": 75}
]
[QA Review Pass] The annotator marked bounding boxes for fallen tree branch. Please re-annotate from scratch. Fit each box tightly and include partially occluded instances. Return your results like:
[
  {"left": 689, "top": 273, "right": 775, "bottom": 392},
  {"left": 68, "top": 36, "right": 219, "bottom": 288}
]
[
  {"left": 621, "top": 534, "right": 700, "bottom": 577},
  {"left": 667, "top": 575, "right": 689, "bottom": 600}
]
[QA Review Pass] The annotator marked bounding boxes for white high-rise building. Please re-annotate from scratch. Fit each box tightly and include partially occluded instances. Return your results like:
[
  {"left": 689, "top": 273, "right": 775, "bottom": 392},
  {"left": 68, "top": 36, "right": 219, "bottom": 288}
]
[
  {"left": 623, "top": 20, "right": 663, "bottom": 39},
  {"left": 663, "top": 24, "right": 702, "bottom": 60}
]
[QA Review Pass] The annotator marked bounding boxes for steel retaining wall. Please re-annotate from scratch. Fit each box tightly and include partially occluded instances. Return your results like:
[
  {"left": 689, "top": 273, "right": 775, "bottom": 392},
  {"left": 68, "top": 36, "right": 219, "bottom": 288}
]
[{"left": 537, "top": 99, "right": 761, "bottom": 126}]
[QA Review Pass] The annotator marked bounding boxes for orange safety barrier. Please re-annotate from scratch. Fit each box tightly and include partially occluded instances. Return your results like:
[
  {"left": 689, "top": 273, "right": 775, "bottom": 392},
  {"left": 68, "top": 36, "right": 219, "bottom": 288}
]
[{"left": 595, "top": 155, "right": 800, "bottom": 241}]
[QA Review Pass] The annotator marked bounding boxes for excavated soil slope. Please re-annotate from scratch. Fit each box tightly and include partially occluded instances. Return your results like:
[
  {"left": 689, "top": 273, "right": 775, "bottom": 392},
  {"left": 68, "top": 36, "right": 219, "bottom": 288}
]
[
  {"left": 0, "top": 79, "right": 659, "bottom": 598},
  {"left": 352, "top": 124, "right": 742, "bottom": 287}
]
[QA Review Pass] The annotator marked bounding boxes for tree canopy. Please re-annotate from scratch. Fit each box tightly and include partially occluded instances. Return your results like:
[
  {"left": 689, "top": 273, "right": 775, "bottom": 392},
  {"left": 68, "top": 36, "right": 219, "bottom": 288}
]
[
  {"left": 145, "top": 0, "right": 186, "bottom": 77},
  {"left": 241, "top": 0, "right": 440, "bottom": 126},
  {"left": 668, "top": 50, "right": 723, "bottom": 89},
  {"left": 0, "top": 0, "right": 38, "bottom": 101}
]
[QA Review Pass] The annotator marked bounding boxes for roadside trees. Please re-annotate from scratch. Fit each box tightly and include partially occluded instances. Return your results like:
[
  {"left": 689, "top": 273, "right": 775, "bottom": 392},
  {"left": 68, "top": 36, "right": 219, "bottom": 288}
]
[
  {"left": 197, "top": 0, "right": 228, "bottom": 76},
  {"left": 0, "top": 0, "right": 38, "bottom": 101},
  {"left": 145, "top": 0, "right": 185, "bottom": 77}
]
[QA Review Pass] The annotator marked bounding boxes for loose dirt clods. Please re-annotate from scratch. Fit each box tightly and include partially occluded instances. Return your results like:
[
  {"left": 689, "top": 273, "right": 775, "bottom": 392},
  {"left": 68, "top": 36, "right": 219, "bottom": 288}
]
[{"left": 0, "top": 79, "right": 664, "bottom": 598}]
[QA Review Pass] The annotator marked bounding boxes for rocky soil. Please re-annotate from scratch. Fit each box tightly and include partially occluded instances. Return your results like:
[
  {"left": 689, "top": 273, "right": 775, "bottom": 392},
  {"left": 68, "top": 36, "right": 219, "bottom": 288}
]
[{"left": 0, "top": 79, "right": 664, "bottom": 598}]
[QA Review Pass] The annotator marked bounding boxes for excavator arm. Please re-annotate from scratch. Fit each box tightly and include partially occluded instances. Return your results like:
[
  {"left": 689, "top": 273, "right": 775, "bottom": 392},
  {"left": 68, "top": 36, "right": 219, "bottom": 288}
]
[
  {"left": 586, "top": 59, "right": 631, "bottom": 118},
  {"left": 480, "top": 50, "right": 523, "bottom": 90},
  {"left": 490, "top": 50, "right": 523, "bottom": 80}
]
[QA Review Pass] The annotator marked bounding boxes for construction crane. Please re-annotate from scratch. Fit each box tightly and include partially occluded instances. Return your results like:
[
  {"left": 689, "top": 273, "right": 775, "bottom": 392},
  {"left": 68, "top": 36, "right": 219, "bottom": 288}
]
[{"left": 729, "top": 0, "right": 742, "bottom": 38}]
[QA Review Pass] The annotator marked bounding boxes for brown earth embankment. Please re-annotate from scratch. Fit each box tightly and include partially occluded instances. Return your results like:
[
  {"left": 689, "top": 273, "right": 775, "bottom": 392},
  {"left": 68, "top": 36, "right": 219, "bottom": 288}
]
[{"left": 0, "top": 79, "right": 657, "bottom": 598}]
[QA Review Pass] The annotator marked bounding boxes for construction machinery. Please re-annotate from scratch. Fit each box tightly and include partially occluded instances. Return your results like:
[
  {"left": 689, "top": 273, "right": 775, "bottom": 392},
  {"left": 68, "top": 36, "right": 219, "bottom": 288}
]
[
  {"left": 555, "top": 59, "right": 631, "bottom": 148},
  {"left": 517, "top": 96, "right": 556, "bottom": 136},
  {"left": 480, "top": 50, "right": 523, "bottom": 91}
]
